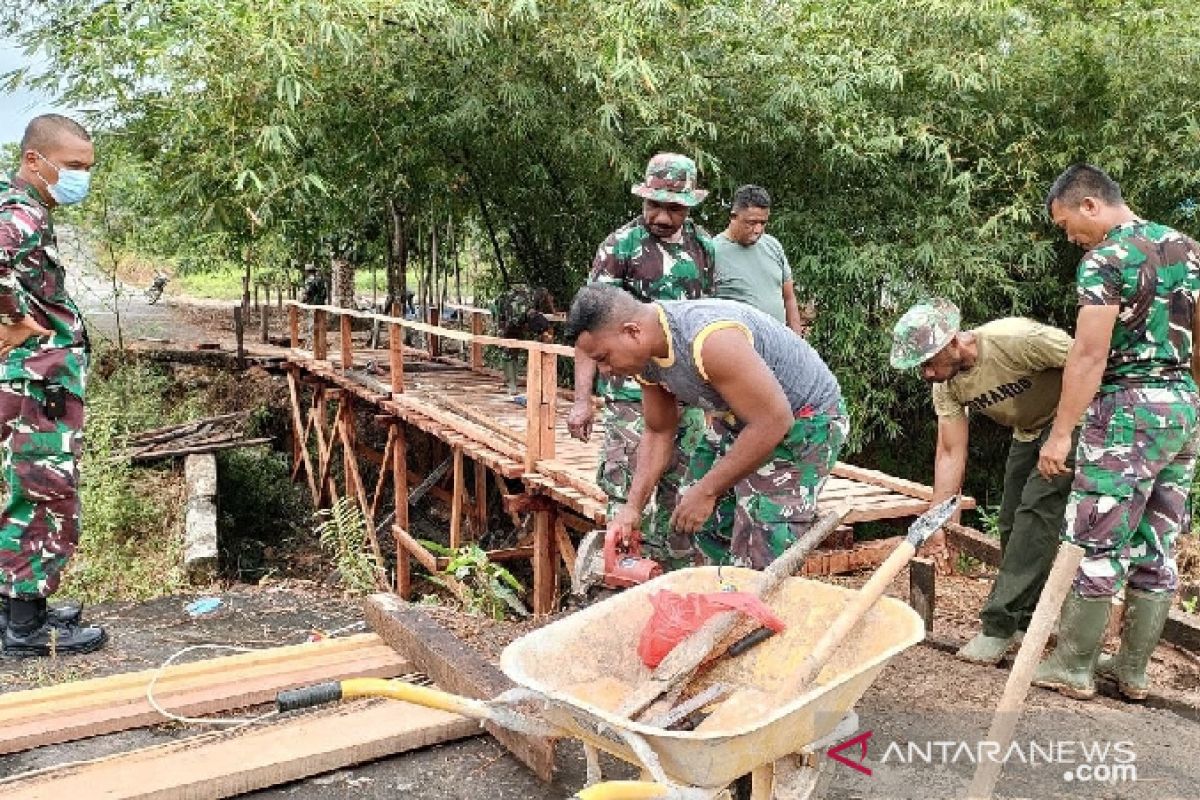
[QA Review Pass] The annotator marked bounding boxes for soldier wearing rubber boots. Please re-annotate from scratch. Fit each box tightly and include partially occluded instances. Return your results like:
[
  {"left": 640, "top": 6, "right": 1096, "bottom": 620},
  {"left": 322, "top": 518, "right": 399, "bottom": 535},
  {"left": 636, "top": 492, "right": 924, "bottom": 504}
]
[
  {"left": 567, "top": 154, "right": 716, "bottom": 570},
  {"left": 1034, "top": 163, "right": 1200, "bottom": 701},
  {"left": 0, "top": 115, "right": 106, "bottom": 656},
  {"left": 891, "top": 299, "right": 1077, "bottom": 666}
]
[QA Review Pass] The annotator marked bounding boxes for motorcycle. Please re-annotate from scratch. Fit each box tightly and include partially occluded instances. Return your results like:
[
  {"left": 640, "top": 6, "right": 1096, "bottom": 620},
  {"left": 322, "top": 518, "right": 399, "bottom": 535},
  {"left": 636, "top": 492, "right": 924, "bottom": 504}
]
[{"left": 145, "top": 273, "right": 170, "bottom": 304}]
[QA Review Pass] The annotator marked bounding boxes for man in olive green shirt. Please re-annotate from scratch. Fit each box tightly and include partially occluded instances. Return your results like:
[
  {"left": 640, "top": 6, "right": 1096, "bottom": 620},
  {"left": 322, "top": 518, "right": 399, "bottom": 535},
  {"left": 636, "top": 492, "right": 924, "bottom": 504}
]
[
  {"left": 891, "top": 299, "right": 1076, "bottom": 665},
  {"left": 713, "top": 185, "right": 811, "bottom": 334}
]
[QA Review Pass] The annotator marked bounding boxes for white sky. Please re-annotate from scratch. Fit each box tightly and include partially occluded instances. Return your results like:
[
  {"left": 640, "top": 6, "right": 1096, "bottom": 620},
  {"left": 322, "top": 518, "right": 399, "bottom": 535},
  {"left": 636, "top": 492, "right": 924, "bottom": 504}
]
[{"left": 0, "top": 36, "right": 69, "bottom": 146}]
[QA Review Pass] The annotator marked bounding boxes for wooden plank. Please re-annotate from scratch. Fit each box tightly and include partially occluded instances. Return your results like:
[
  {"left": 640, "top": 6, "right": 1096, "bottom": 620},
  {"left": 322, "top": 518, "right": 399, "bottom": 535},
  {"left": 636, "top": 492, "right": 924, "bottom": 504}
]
[
  {"left": 831, "top": 462, "right": 935, "bottom": 501},
  {"left": 474, "top": 459, "right": 488, "bottom": 537},
  {"left": 1164, "top": 609, "right": 1200, "bottom": 654},
  {"left": 288, "top": 304, "right": 299, "bottom": 348},
  {"left": 394, "top": 524, "right": 438, "bottom": 573},
  {"left": 389, "top": 321, "right": 405, "bottom": 395},
  {"left": 364, "top": 594, "right": 556, "bottom": 782},
  {"left": 0, "top": 698, "right": 478, "bottom": 800},
  {"left": 438, "top": 396, "right": 525, "bottom": 444},
  {"left": 554, "top": 516, "right": 577, "bottom": 574},
  {"left": 0, "top": 650, "right": 405, "bottom": 756},
  {"left": 524, "top": 350, "right": 543, "bottom": 472},
  {"left": 909, "top": 557, "right": 936, "bottom": 633},
  {"left": 313, "top": 308, "right": 328, "bottom": 361},
  {"left": 0, "top": 634, "right": 384, "bottom": 715},
  {"left": 0, "top": 634, "right": 406, "bottom": 755},
  {"left": 944, "top": 521, "right": 1002, "bottom": 566},
  {"left": 339, "top": 313, "right": 354, "bottom": 372}
]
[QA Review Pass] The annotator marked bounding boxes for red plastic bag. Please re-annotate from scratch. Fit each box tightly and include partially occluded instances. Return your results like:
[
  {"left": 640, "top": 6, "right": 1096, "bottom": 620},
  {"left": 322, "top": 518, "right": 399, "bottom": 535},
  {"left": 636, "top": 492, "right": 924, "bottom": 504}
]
[{"left": 637, "top": 589, "right": 786, "bottom": 668}]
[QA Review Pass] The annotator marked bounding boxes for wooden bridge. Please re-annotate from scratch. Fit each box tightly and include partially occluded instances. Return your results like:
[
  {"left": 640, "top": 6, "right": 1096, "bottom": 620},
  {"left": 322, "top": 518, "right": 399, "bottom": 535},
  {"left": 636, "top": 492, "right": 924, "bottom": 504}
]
[{"left": 284, "top": 301, "right": 972, "bottom": 614}]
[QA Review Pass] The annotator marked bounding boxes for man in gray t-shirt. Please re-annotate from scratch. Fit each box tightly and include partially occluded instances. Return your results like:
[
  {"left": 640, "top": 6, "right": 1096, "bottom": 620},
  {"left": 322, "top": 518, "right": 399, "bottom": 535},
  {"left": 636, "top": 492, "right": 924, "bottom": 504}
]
[
  {"left": 567, "top": 284, "right": 848, "bottom": 569},
  {"left": 714, "top": 185, "right": 813, "bottom": 335}
]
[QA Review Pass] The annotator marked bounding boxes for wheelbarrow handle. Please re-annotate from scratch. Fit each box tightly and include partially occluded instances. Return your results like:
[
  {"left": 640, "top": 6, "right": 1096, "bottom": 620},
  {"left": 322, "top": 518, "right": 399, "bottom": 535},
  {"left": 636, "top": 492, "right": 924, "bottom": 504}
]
[
  {"left": 572, "top": 781, "right": 670, "bottom": 800},
  {"left": 276, "top": 677, "right": 492, "bottom": 721}
]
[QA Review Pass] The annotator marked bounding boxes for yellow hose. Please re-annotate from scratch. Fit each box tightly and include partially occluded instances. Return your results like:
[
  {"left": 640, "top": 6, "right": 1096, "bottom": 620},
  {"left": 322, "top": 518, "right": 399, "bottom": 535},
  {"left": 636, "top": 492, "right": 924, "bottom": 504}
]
[
  {"left": 572, "top": 781, "right": 670, "bottom": 800},
  {"left": 338, "top": 678, "right": 491, "bottom": 720}
]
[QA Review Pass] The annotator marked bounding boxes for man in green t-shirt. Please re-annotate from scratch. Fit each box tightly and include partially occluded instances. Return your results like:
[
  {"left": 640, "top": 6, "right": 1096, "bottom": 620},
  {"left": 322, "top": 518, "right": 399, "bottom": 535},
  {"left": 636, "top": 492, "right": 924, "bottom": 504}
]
[
  {"left": 713, "top": 185, "right": 811, "bottom": 335},
  {"left": 891, "top": 299, "right": 1076, "bottom": 665}
]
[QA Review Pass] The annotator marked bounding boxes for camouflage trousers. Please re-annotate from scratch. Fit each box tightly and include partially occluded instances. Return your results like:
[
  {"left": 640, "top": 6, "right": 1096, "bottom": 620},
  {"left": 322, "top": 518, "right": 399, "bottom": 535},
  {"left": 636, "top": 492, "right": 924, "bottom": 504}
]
[
  {"left": 1066, "top": 386, "right": 1199, "bottom": 598},
  {"left": 597, "top": 399, "right": 707, "bottom": 570},
  {"left": 689, "top": 406, "right": 849, "bottom": 570},
  {"left": 0, "top": 381, "right": 84, "bottom": 599}
]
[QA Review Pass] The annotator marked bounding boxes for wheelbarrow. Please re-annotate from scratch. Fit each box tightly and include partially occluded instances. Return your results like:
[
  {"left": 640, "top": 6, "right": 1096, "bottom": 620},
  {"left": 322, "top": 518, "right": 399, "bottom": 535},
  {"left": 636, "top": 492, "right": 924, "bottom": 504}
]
[{"left": 277, "top": 567, "right": 925, "bottom": 799}]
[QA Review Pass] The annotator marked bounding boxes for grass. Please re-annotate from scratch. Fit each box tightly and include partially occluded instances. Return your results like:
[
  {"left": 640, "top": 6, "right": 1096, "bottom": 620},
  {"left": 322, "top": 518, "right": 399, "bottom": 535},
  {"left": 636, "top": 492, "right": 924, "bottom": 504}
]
[{"left": 62, "top": 350, "right": 193, "bottom": 603}]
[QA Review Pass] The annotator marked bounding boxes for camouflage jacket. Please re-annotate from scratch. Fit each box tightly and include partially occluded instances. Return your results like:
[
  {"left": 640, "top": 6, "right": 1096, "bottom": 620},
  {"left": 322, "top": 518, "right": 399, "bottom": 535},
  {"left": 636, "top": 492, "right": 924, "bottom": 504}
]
[
  {"left": 300, "top": 273, "right": 328, "bottom": 305},
  {"left": 1077, "top": 220, "right": 1200, "bottom": 391},
  {"left": 588, "top": 215, "right": 715, "bottom": 401},
  {"left": 491, "top": 283, "right": 554, "bottom": 337},
  {"left": 0, "top": 172, "right": 88, "bottom": 398}
]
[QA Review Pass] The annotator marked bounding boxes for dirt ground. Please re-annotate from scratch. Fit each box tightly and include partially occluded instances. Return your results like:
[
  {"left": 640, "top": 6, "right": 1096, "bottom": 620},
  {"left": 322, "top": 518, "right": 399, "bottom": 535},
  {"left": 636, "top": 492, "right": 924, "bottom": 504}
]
[{"left": 6, "top": 251, "right": 1193, "bottom": 798}]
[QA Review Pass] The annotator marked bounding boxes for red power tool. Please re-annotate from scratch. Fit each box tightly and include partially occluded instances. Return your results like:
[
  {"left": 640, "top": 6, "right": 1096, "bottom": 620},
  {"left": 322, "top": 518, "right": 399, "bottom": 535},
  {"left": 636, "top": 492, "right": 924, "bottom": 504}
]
[{"left": 571, "top": 527, "right": 663, "bottom": 595}]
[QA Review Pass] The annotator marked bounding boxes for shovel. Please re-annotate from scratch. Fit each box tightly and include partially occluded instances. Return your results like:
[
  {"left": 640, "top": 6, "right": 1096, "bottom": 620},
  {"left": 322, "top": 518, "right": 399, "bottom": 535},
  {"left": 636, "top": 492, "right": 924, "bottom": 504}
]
[{"left": 695, "top": 494, "right": 960, "bottom": 732}]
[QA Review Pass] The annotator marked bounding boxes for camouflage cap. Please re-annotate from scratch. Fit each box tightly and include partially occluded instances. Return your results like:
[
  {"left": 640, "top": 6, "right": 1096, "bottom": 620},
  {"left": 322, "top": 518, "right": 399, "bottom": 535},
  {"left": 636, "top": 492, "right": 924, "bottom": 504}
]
[
  {"left": 889, "top": 298, "right": 961, "bottom": 369},
  {"left": 631, "top": 152, "right": 708, "bottom": 207}
]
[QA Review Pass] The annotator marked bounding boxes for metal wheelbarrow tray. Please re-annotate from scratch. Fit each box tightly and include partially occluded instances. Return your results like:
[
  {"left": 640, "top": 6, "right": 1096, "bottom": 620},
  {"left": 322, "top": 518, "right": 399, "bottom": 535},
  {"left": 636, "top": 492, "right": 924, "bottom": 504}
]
[{"left": 501, "top": 566, "right": 924, "bottom": 789}]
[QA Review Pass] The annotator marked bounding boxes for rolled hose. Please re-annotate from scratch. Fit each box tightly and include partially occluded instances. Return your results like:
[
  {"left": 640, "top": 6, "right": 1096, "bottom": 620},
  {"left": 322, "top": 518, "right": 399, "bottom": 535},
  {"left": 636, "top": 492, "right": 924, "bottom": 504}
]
[
  {"left": 276, "top": 677, "right": 491, "bottom": 719},
  {"left": 572, "top": 782, "right": 670, "bottom": 800}
]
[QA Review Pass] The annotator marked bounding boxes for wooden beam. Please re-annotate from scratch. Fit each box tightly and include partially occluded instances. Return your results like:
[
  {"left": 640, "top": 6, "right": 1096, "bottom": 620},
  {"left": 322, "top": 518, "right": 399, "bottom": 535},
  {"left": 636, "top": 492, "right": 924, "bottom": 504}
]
[
  {"left": 286, "top": 369, "right": 319, "bottom": 505},
  {"left": 427, "top": 306, "right": 441, "bottom": 357},
  {"left": 364, "top": 594, "right": 555, "bottom": 782},
  {"left": 554, "top": 516, "right": 577, "bottom": 575},
  {"left": 0, "top": 698, "right": 477, "bottom": 800},
  {"left": 944, "top": 521, "right": 1002, "bottom": 566},
  {"left": 0, "top": 634, "right": 405, "bottom": 755},
  {"left": 393, "top": 422, "right": 411, "bottom": 598},
  {"left": 1164, "top": 609, "right": 1200, "bottom": 654},
  {"left": 532, "top": 507, "right": 557, "bottom": 616},
  {"left": 474, "top": 459, "right": 488, "bottom": 537},
  {"left": 909, "top": 557, "right": 936, "bottom": 633},
  {"left": 449, "top": 445, "right": 464, "bottom": 550}
]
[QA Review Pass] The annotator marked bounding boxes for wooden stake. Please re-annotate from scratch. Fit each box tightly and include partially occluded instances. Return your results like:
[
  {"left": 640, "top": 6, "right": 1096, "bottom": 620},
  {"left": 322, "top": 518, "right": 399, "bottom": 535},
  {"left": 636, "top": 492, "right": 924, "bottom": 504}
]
[
  {"left": 965, "top": 543, "right": 1085, "bottom": 800},
  {"left": 313, "top": 309, "right": 328, "bottom": 361},
  {"left": 539, "top": 351, "right": 557, "bottom": 462},
  {"left": 523, "top": 349, "right": 543, "bottom": 472},
  {"left": 449, "top": 445, "right": 464, "bottom": 550},
  {"left": 473, "top": 460, "right": 488, "bottom": 537}
]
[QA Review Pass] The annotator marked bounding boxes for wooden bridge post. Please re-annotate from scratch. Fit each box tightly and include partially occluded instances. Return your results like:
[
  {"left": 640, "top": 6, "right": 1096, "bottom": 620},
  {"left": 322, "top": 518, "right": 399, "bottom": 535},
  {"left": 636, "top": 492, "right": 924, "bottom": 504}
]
[
  {"left": 339, "top": 313, "right": 353, "bottom": 373},
  {"left": 533, "top": 506, "right": 558, "bottom": 616},
  {"left": 288, "top": 305, "right": 299, "bottom": 349},
  {"left": 427, "top": 307, "right": 441, "bottom": 358},
  {"left": 388, "top": 321, "right": 405, "bottom": 395},
  {"left": 313, "top": 309, "right": 328, "bottom": 361},
  {"left": 393, "top": 421, "right": 412, "bottom": 598},
  {"left": 470, "top": 311, "right": 484, "bottom": 371},
  {"left": 539, "top": 351, "right": 557, "bottom": 462},
  {"left": 523, "top": 346, "right": 543, "bottom": 473},
  {"left": 449, "top": 445, "right": 464, "bottom": 550}
]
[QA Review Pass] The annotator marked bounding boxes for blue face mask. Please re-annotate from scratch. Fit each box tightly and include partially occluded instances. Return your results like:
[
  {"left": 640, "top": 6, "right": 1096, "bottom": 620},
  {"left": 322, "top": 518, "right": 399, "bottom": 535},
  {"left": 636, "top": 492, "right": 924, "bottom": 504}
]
[{"left": 35, "top": 152, "right": 92, "bottom": 205}]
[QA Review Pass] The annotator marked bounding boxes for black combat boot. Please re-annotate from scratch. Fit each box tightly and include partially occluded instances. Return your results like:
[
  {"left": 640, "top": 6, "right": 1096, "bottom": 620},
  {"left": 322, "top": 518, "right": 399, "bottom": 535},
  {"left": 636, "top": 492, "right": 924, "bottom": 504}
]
[
  {"left": 0, "top": 595, "right": 83, "bottom": 629},
  {"left": 2, "top": 597, "right": 107, "bottom": 657}
]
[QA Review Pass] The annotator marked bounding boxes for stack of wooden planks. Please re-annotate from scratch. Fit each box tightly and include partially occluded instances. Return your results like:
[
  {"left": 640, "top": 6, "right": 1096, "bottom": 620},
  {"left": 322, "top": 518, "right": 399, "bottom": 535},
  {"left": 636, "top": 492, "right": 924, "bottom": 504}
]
[{"left": 0, "top": 632, "right": 480, "bottom": 799}]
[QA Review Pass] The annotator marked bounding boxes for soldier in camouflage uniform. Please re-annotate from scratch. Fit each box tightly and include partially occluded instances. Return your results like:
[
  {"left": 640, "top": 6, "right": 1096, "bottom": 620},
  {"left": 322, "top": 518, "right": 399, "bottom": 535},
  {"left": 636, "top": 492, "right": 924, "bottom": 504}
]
[
  {"left": 1033, "top": 163, "right": 1200, "bottom": 701},
  {"left": 566, "top": 153, "right": 716, "bottom": 569},
  {"left": 0, "top": 115, "right": 106, "bottom": 656},
  {"left": 568, "top": 286, "right": 847, "bottom": 570},
  {"left": 491, "top": 284, "right": 556, "bottom": 398}
]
